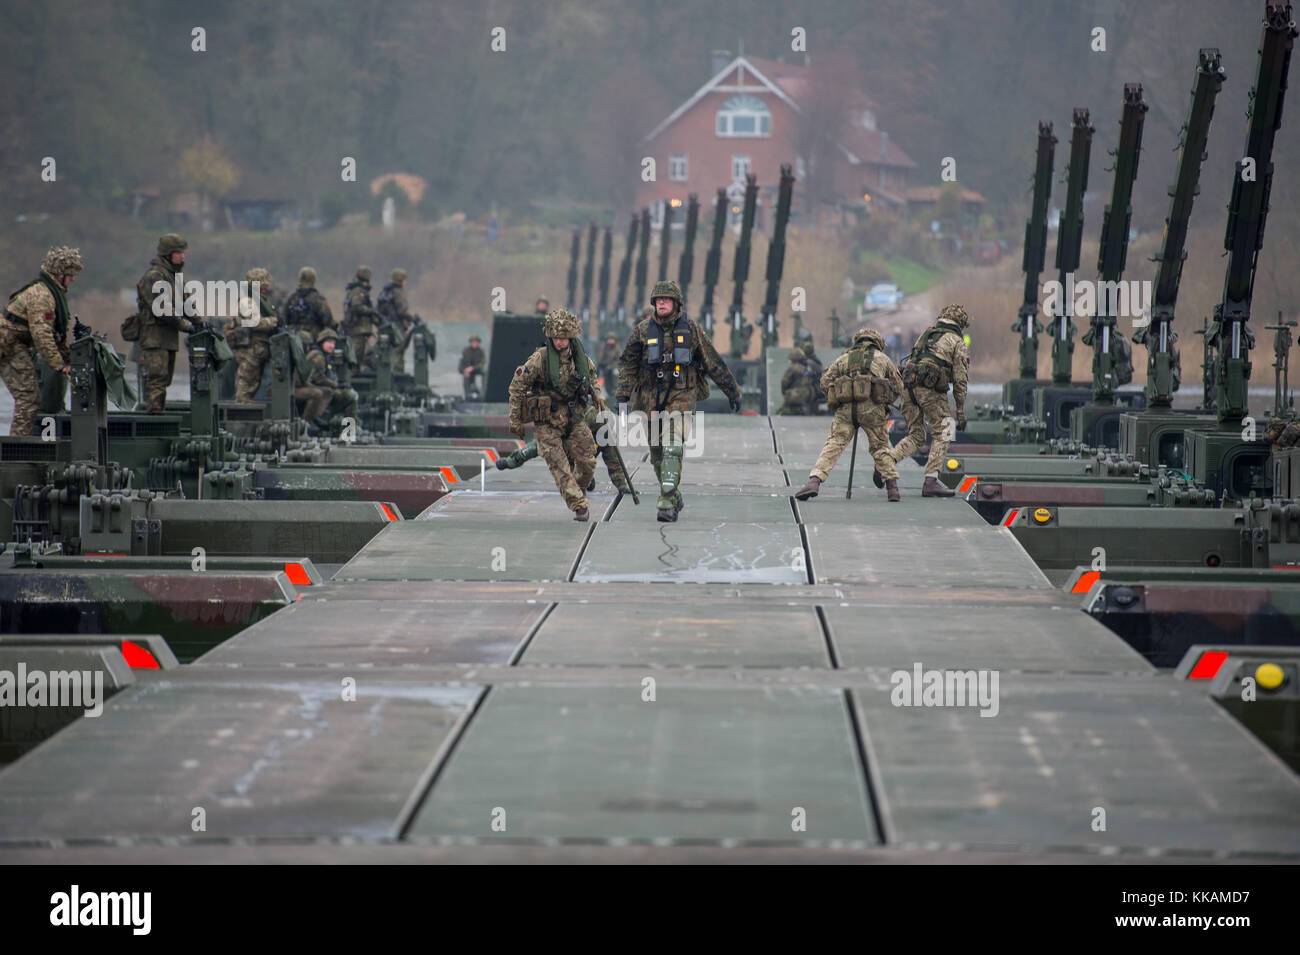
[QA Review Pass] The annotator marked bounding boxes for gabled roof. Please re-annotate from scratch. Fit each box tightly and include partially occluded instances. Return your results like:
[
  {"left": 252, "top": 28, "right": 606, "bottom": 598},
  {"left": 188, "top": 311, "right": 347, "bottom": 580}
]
[
  {"left": 642, "top": 53, "right": 915, "bottom": 171},
  {"left": 643, "top": 55, "right": 800, "bottom": 143}
]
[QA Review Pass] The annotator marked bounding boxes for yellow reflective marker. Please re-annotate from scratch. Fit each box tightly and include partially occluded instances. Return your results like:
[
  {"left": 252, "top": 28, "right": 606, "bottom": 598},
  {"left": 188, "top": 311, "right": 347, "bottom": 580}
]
[
  {"left": 1033, "top": 507, "right": 1052, "bottom": 524},
  {"left": 1255, "top": 663, "right": 1286, "bottom": 690},
  {"left": 946, "top": 459, "right": 959, "bottom": 471}
]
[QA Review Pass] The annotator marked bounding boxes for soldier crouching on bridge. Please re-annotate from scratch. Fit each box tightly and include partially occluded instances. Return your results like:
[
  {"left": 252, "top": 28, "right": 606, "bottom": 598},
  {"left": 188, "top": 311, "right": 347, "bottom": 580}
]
[
  {"left": 796, "top": 328, "right": 904, "bottom": 502},
  {"left": 888, "top": 303, "right": 971, "bottom": 497},
  {"left": 616, "top": 281, "right": 742, "bottom": 522},
  {"left": 1, "top": 246, "right": 81, "bottom": 435},
  {"left": 508, "top": 309, "right": 600, "bottom": 521}
]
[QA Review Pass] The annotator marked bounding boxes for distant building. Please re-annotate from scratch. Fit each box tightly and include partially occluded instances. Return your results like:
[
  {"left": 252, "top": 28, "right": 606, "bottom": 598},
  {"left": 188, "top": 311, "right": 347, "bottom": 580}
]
[{"left": 636, "top": 53, "right": 917, "bottom": 228}]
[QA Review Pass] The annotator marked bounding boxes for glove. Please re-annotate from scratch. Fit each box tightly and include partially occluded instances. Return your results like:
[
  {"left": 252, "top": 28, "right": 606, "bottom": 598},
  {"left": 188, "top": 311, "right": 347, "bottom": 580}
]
[
  {"left": 956, "top": 412, "right": 968, "bottom": 432},
  {"left": 509, "top": 420, "right": 525, "bottom": 439},
  {"left": 729, "top": 393, "right": 742, "bottom": 413}
]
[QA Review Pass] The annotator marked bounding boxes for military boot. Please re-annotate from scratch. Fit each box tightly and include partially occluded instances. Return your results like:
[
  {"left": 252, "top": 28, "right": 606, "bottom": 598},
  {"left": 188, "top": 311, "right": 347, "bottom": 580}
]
[
  {"left": 794, "top": 476, "right": 822, "bottom": 500},
  {"left": 656, "top": 496, "right": 679, "bottom": 522},
  {"left": 872, "top": 468, "right": 884, "bottom": 489},
  {"left": 587, "top": 477, "right": 596, "bottom": 492},
  {"left": 573, "top": 507, "right": 590, "bottom": 522},
  {"left": 921, "top": 475, "right": 954, "bottom": 498},
  {"left": 885, "top": 479, "right": 900, "bottom": 502},
  {"left": 498, "top": 441, "right": 539, "bottom": 470}
]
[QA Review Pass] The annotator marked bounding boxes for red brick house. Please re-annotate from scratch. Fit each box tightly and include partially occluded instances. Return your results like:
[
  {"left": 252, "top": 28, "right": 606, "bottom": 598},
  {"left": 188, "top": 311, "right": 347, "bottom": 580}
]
[{"left": 636, "top": 53, "right": 917, "bottom": 228}]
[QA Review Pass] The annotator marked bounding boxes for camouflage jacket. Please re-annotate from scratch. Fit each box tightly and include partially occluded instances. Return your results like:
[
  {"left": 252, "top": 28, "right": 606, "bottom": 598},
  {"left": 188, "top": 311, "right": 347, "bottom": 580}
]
[
  {"left": 231, "top": 293, "right": 278, "bottom": 347},
  {"left": 137, "top": 256, "right": 192, "bottom": 351},
  {"left": 908, "top": 321, "right": 970, "bottom": 408},
  {"left": 342, "top": 282, "right": 379, "bottom": 334},
  {"left": 781, "top": 358, "right": 813, "bottom": 395},
  {"left": 458, "top": 345, "right": 486, "bottom": 373},
  {"left": 376, "top": 282, "right": 413, "bottom": 329},
  {"left": 615, "top": 311, "right": 739, "bottom": 410},
  {"left": 281, "top": 286, "right": 335, "bottom": 336},
  {"left": 296, "top": 345, "right": 339, "bottom": 389},
  {"left": 4, "top": 271, "right": 70, "bottom": 369},
  {"left": 597, "top": 341, "right": 621, "bottom": 369},
  {"left": 508, "top": 345, "right": 601, "bottom": 429},
  {"left": 823, "top": 344, "right": 904, "bottom": 408}
]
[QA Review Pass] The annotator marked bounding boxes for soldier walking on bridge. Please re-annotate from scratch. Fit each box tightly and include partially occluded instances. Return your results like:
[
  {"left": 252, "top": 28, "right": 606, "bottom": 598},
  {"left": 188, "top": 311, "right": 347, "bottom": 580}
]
[
  {"left": 1, "top": 246, "right": 81, "bottom": 435},
  {"left": 889, "top": 304, "right": 971, "bottom": 497},
  {"left": 616, "top": 280, "right": 742, "bottom": 522},
  {"left": 796, "top": 328, "right": 904, "bottom": 501},
  {"left": 508, "top": 309, "right": 600, "bottom": 521}
]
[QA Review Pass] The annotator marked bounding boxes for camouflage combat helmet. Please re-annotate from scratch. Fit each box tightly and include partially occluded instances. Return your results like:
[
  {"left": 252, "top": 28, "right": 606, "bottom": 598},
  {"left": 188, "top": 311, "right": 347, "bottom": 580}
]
[
  {"left": 468, "top": 333, "right": 482, "bottom": 343},
  {"left": 542, "top": 308, "right": 581, "bottom": 338},
  {"left": 356, "top": 266, "right": 372, "bottom": 282},
  {"left": 801, "top": 341, "right": 816, "bottom": 357},
  {"left": 936, "top": 304, "right": 969, "bottom": 328},
  {"left": 298, "top": 267, "right": 317, "bottom": 287},
  {"left": 853, "top": 327, "right": 887, "bottom": 349},
  {"left": 788, "top": 348, "right": 805, "bottom": 362},
  {"left": 157, "top": 233, "right": 188, "bottom": 256},
  {"left": 649, "top": 280, "right": 683, "bottom": 306},
  {"left": 41, "top": 246, "right": 83, "bottom": 278},
  {"left": 640, "top": 306, "right": 655, "bottom": 319},
  {"left": 315, "top": 327, "right": 340, "bottom": 344},
  {"left": 392, "top": 268, "right": 407, "bottom": 283},
  {"left": 246, "top": 267, "right": 272, "bottom": 288}
]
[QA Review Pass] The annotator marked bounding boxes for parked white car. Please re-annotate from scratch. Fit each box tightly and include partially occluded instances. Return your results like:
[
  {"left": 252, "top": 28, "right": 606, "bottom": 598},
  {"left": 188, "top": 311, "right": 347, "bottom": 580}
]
[{"left": 865, "top": 282, "right": 904, "bottom": 312}]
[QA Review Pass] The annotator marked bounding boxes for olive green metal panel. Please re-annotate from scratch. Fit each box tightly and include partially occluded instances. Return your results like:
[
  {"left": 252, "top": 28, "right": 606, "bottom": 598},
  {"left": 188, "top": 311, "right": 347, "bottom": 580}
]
[
  {"left": 410, "top": 686, "right": 878, "bottom": 842},
  {"left": 805, "top": 523, "right": 1053, "bottom": 589},
  {"left": 337, "top": 518, "right": 592, "bottom": 582},
  {"left": 1008, "top": 507, "right": 1245, "bottom": 570},
  {"left": 0, "top": 680, "right": 481, "bottom": 839},
  {"left": 852, "top": 675, "right": 1300, "bottom": 852},
  {"left": 574, "top": 523, "right": 806, "bottom": 584},
  {"left": 201, "top": 599, "right": 542, "bottom": 666},
  {"left": 824, "top": 605, "right": 1150, "bottom": 673},
  {"left": 522, "top": 603, "right": 829, "bottom": 667},
  {"left": 0, "top": 633, "right": 178, "bottom": 669},
  {"left": 254, "top": 467, "right": 448, "bottom": 517}
]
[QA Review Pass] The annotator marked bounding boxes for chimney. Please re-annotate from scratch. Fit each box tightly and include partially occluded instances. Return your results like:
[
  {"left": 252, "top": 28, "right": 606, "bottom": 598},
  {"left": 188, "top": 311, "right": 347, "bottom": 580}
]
[{"left": 711, "top": 50, "right": 732, "bottom": 77}]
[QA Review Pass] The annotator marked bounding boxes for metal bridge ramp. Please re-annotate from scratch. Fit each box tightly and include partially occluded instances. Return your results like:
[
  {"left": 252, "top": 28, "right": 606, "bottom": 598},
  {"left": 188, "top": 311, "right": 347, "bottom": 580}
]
[{"left": 0, "top": 415, "right": 1296, "bottom": 860}]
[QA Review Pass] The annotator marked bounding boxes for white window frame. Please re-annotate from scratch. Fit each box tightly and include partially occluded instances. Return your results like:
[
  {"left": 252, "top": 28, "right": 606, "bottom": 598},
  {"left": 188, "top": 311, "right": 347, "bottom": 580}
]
[
  {"left": 716, "top": 95, "right": 772, "bottom": 138},
  {"left": 668, "top": 153, "right": 688, "bottom": 182},
  {"left": 732, "top": 154, "right": 752, "bottom": 182}
]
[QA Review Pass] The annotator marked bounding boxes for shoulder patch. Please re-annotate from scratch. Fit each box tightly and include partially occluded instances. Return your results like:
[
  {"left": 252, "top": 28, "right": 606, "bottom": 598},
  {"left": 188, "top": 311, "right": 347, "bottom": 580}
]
[{"left": 514, "top": 367, "right": 524, "bottom": 376}]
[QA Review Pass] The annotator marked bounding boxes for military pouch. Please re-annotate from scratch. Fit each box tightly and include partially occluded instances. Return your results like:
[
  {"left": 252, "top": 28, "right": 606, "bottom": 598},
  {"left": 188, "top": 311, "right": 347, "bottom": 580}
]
[
  {"left": 120, "top": 313, "right": 141, "bottom": 343},
  {"left": 916, "top": 362, "right": 948, "bottom": 392},
  {"left": 868, "top": 374, "right": 900, "bottom": 404},
  {"left": 832, "top": 378, "right": 856, "bottom": 404},
  {"left": 520, "top": 394, "right": 551, "bottom": 423},
  {"left": 227, "top": 326, "right": 251, "bottom": 348}
]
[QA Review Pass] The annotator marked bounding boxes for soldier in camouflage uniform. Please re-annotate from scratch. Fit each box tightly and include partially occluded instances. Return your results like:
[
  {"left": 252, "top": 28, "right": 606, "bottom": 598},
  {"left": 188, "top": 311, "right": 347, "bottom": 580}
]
[
  {"left": 282, "top": 267, "right": 336, "bottom": 345},
  {"left": 136, "top": 233, "right": 198, "bottom": 414},
  {"left": 458, "top": 333, "right": 486, "bottom": 398},
  {"left": 232, "top": 268, "right": 279, "bottom": 402},
  {"left": 295, "top": 328, "right": 357, "bottom": 430},
  {"left": 889, "top": 304, "right": 971, "bottom": 497},
  {"left": 802, "top": 340, "right": 825, "bottom": 407},
  {"left": 377, "top": 268, "right": 418, "bottom": 373},
  {"left": 796, "top": 328, "right": 905, "bottom": 502},
  {"left": 343, "top": 266, "right": 380, "bottom": 369},
  {"left": 0, "top": 246, "right": 82, "bottom": 435},
  {"left": 597, "top": 332, "right": 621, "bottom": 391},
  {"left": 508, "top": 309, "right": 599, "bottom": 520},
  {"left": 616, "top": 280, "right": 742, "bottom": 521},
  {"left": 778, "top": 348, "right": 815, "bottom": 415}
]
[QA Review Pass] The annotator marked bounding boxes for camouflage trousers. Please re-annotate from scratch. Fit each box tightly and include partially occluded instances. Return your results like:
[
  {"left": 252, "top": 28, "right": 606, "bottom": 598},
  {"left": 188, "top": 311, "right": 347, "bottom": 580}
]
[
  {"left": 463, "top": 370, "right": 483, "bottom": 398},
  {"left": 811, "top": 402, "right": 899, "bottom": 483},
  {"left": 234, "top": 339, "right": 272, "bottom": 403},
  {"left": 350, "top": 334, "right": 372, "bottom": 370},
  {"left": 296, "top": 386, "right": 357, "bottom": 423},
  {"left": 0, "top": 324, "right": 40, "bottom": 435},
  {"left": 138, "top": 347, "right": 176, "bottom": 414},
  {"left": 646, "top": 398, "right": 694, "bottom": 509},
  {"left": 536, "top": 413, "right": 596, "bottom": 512},
  {"left": 891, "top": 387, "right": 953, "bottom": 476}
]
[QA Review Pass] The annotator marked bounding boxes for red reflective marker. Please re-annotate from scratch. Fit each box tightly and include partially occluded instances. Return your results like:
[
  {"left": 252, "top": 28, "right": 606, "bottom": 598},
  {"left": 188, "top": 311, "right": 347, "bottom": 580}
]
[
  {"left": 121, "top": 640, "right": 160, "bottom": 670},
  {"left": 1188, "top": 650, "right": 1229, "bottom": 680}
]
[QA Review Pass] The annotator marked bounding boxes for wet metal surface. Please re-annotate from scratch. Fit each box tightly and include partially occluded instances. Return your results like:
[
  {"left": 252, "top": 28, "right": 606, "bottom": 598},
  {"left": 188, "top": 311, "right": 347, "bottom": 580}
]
[{"left": 575, "top": 523, "right": 806, "bottom": 584}]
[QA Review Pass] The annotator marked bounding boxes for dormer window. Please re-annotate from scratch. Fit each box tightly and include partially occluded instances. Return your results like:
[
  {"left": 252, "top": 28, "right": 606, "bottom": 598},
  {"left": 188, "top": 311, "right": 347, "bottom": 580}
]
[
  {"left": 860, "top": 109, "right": 876, "bottom": 130},
  {"left": 716, "top": 95, "right": 771, "bottom": 137}
]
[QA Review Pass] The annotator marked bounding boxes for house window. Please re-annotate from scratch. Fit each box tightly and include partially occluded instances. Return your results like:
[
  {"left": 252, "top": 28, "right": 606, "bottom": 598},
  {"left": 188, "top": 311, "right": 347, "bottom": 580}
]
[
  {"left": 650, "top": 200, "right": 664, "bottom": 229},
  {"left": 795, "top": 156, "right": 807, "bottom": 180},
  {"left": 668, "top": 154, "right": 688, "bottom": 181},
  {"left": 716, "top": 95, "right": 771, "bottom": 138},
  {"left": 731, "top": 154, "right": 751, "bottom": 181}
]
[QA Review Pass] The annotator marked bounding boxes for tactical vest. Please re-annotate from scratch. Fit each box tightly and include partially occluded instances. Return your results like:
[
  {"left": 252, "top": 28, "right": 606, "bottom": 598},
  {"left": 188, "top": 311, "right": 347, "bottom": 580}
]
[
  {"left": 377, "top": 283, "right": 399, "bottom": 319},
  {"left": 903, "top": 323, "right": 957, "bottom": 392},
  {"left": 832, "top": 345, "right": 899, "bottom": 406},
  {"left": 521, "top": 342, "right": 594, "bottom": 423},
  {"left": 285, "top": 289, "right": 313, "bottom": 327},
  {"left": 5, "top": 274, "right": 69, "bottom": 342}
]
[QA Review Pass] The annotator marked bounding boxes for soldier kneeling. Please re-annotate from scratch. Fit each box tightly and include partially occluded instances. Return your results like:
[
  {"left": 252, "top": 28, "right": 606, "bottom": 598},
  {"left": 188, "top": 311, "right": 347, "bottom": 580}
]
[{"left": 796, "top": 328, "right": 904, "bottom": 502}]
